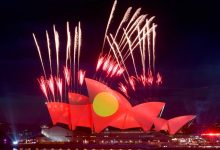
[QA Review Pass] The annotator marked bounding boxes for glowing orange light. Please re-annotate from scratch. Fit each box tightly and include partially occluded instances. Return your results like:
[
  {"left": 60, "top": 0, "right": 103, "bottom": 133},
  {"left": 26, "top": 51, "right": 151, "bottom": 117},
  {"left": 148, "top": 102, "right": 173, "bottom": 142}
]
[{"left": 201, "top": 133, "right": 220, "bottom": 136}]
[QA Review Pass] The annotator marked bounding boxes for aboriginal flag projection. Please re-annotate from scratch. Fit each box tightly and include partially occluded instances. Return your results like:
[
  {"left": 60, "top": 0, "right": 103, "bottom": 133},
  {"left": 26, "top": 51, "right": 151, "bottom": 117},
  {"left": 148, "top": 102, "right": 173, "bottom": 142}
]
[
  {"left": 33, "top": 0, "right": 196, "bottom": 135},
  {"left": 45, "top": 78, "right": 195, "bottom": 134}
]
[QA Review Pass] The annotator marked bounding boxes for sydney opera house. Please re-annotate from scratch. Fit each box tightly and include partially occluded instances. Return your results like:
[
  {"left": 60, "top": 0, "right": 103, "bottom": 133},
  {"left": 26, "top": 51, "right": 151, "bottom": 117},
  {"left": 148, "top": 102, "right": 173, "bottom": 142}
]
[
  {"left": 45, "top": 78, "right": 196, "bottom": 136},
  {"left": 33, "top": 1, "right": 196, "bottom": 142}
]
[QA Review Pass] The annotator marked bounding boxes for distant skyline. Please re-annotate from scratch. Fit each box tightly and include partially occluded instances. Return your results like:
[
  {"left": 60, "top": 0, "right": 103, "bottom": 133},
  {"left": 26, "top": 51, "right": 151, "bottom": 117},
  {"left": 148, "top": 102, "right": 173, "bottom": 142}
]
[{"left": 0, "top": 0, "right": 220, "bottom": 125}]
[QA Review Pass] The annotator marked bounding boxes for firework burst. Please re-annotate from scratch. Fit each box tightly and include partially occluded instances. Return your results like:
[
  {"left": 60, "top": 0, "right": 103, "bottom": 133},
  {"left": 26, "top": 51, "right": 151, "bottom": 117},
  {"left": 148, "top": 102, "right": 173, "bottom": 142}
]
[{"left": 33, "top": 0, "right": 163, "bottom": 102}]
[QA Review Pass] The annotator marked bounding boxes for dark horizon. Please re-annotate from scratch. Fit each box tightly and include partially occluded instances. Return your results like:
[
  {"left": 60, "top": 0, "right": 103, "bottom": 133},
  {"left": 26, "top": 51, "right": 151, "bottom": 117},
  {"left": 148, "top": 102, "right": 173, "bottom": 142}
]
[{"left": 0, "top": 0, "right": 220, "bottom": 126}]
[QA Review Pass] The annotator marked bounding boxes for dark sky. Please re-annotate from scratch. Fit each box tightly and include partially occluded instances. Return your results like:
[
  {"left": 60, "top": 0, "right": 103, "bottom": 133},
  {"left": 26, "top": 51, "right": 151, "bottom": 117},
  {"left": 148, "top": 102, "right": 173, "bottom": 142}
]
[{"left": 0, "top": 0, "right": 220, "bottom": 127}]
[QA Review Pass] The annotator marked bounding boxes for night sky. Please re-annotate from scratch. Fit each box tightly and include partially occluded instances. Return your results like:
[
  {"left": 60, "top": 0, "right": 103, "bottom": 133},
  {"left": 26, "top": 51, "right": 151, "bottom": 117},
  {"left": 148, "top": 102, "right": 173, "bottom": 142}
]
[{"left": 0, "top": 0, "right": 220, "bottom": 127}]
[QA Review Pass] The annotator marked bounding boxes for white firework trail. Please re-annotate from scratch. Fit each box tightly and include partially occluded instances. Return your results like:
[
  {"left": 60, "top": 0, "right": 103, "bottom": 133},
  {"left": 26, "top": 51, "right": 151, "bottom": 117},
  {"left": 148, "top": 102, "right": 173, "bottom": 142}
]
[
  {"left": 65, "top": 22, "right": 71, "bottom": 97},
  {"left": 46, "top": 31, "right": 53, "bottom": 75},
  {"left": 77, "top": 22, "right": 82, "bottom": 92},
  {"left": 118, "top": 8, "right": 142, "bottom": 47},
  {"left": 126, "top": 8, "right": 142, "bottom": 30},
  {"left": 123, "top": 25, "right": 155, "bottom": 61},
  {"left": 122, "top": 18, "right": 150, "bottom": 60},
  {"left": 101, "top": 0, "right": 117, "bottom": 53},
  {"left": 137, "top": 25, "right": 145, "bottom": 76},
  {"left": 122, "top": 16, "right": 155, "bottom": 59},
  {"left": 119, "top": 15, "right": 147, "bottom": 51},
  {"left": 152, "top": 23, "right": 157, "bottom": 72},
  {"left": 114, "top": 7, "right": 132, "bottom": 39},
  {"left": 123, "top": 29, "right": 138, "bottom": 77},
  {"left": 78, "top": 22, "right": 82, "bottom": 72},
  {"left": 109, "top": 34, "right": 130, "bottom": 77},
  {"left": 106, "top": 35, "right": 128, "bottom": 83},
  {"left": 66, "top": 21, "right": 71, "bottom": 68},
  {"left": 33, "top": 33, "right": 47, "bottom": 78},
  {"left": 53, "top": 25, "right": 60, "bottom": 77},
  {"left": 146, "top": 17, "right": 155, "bottom": 71},
  {"left": 73, "top": 26, "right": 78, "bottom": 89}
]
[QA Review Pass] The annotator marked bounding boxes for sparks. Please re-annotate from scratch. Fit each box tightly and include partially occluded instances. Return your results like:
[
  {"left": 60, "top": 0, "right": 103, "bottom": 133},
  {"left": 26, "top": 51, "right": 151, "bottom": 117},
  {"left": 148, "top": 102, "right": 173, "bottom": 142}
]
[
  {"left": 47, "top": 76, "right": 55, "bottom": 101},
  {"left": 101, "top": 0, "right": 117, "bottom": 53},
  {"left": 110, "top": 63, "right": 119, "bottom": 77},
  {"left": 102, "top": 56, "right": 111, "bottom": 71},
  {"left": 147, "top": 70, "right": 153, "bottom": 85},
  {"left": 73, "top": 26, "right": 78, "bottom": 87},
  {"left": 66, "top": 21, "right": 71, "bottom": 68},
  {"left": 96, "top": 55, "right": 104, "bottom": 72},
  {"left": 107, "top": 61, "right": 114, "bottom": 76},
  {"left": 46, "top": 31, "right": 52, "bottom": 75},
  {"left": 156, "top": 72, "right": 162, "bottom": 85},
  {"left": 55, "top": 77, "right": 63, "bottom": 101},
  {"left": 78, "top": 70, "right": 86, "bottom": 86},
  {"left": 116, "top": 67, "right": 125, "bottom": 76},
  {"left": 37, "top": 76, "right": 48, "bottom": 101},
  {"left": 118, "top": 82, "right": 129, "bottom": 98},
  {"left": 53, "top": 25, "right": 60, "bottom": 77},
  {"left": 34, "top": 3, "right": 161, "bottom": 103},
  {"left": 129, "top": 76, "right": 136, "bottom": 91},
  {"left": 139, "top": 74, "right": 146, "bottom": 86},
  {"left": 64, "top": 67, "right": 71, "bottom": 86},
  {"left": 33, "top": 33, "right": 47, "bottom": 78}
]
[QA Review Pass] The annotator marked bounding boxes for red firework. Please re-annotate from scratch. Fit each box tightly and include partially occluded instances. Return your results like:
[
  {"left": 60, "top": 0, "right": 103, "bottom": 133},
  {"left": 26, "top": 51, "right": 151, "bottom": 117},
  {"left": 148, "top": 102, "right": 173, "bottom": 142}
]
[
  {"left": 37, "top": 76, "right": 48, "bottom": 101},
  {"left": 78, "top": 69, "right": 86, "bottom": 86}
]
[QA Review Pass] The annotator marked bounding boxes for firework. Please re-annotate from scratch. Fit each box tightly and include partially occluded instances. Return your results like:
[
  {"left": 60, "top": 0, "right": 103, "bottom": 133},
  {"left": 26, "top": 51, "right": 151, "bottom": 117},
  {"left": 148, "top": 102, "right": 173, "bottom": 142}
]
[
  {"left": 118, "top": 82, "right": 129, "bottom": 98},
  {"left": 114, "top": 7, "right": 132, "bottom": 40},
  {"left": 46, "top": 31, "right": 52, "bottom": 75},
  {"left": 102, "top": 56, "right": 111, "bottom": 71},
  {"left": 47, "top": 75, "right": 55, "bottom": 101},
  {"left": 156, "top": 72, "right": 162, "bottom": 85},
  {"left": 73, "top": 26, "right": 78, "bottom": 87},
  {"left": 129, "top": 76, "right": 136, "bottom": 91},
  {"left": 33, "top": 34, "right": 46, "bottom": 78},
  {"left": 78, "top": 70, "right": 86, "bottom": 86},
  {"left": 64, "top": 67, "right": 71, "bottom": 86},
  {"left": 55, "top": 77, "right": 63, "bottom": 101},
  {"left": 66, "top": 21, "right": 71, "bottom": 68},
  {"left": 147, "top": 70, "right": 153, "bottom": 85},
  {"left": 37, "top": 76, "right": 48, "bottom": 101},
  {"left": 101, "top": 0, "right": 117, "bottom": 53},
  {"left": 34, "top": 1, "right": 162, "bottom": 103},
  {"left": 78, "top": 22, "right": 82, "bottom": 72},
  {"left": 53, "top": 25, "right": 60, "bottom": 77},
  {"left": 106, "top": 61, "right": 114, "bottom": 76},
  {"left": 96, "top": 55, "right": 104, "bottom": 72},
  {"left": 110, "top": 63, "right": 119, "bottom": 77},
  {"left": 116, "top": 67, "right": 125, "bottom": 76},
  {"left": 152, "top": 23, "right": 157, "bottom": 72},
  {"left": 123, "top": 29, "right": 138, "bottom": 77},
  {"left": 108, "top": 34, "right": 129, "bottom": 79}
]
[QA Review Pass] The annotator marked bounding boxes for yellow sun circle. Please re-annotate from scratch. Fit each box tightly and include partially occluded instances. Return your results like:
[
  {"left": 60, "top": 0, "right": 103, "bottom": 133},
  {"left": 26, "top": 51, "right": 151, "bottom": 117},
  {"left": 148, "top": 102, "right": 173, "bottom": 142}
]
[{"left": 93, "top": 92, "right": 119, "bottom": 117}]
